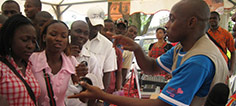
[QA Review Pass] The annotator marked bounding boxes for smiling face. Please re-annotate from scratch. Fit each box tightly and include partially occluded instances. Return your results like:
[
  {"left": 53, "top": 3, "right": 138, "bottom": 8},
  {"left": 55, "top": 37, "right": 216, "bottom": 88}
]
[
  {"left": 12, "top": 24, "right": 36, "bottom": 61},
  {"left": 70, "top": 21, "right": 89, "bottom": 50},
  {"left": 126, "top": 26, "right": 137, "bottom": 40},
  {"left": 101, "top": 21, "right": 115, "bottom": 41},
  {"left": 209, "top": 13, "right": 220, "bottom": 30},
  {"left": 43, "top": 22, "right": 69, "bottom": 54}
]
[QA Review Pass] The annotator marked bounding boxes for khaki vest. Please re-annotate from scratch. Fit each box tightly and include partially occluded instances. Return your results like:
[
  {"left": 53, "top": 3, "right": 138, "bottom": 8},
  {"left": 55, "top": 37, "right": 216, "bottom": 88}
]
[{"left": 172, "top": 34, "right": 229, "bottom": 106}]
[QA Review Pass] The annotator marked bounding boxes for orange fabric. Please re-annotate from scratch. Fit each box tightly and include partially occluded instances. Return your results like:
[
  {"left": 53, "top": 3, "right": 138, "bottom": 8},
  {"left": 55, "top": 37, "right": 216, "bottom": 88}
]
[{"left": 208, "top": 27, "right": 235, "bottom": 62}]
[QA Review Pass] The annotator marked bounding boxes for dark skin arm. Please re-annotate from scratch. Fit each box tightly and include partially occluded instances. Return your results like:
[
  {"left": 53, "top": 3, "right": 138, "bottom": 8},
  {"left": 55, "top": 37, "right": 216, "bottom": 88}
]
[
  {"left": 68, "top": 33, "right": 169, "bottom": 106},
  {"left": 230, "top": 51, "right": 236, "bottom": 75},
  {"left": 68, "top": 82, "right": 171, "bottom": 106},
  {"left": 116, "top": 69, "right": 122, "bottom": 90},
  {"left": 103, "top": 72, "right": 111, "bottom": 91},
  {"left": 112, "top": 34, "right": 162, "bottom": 75},
  {"left": 122, "top": 68, "right": 128, "bottom": 86}
]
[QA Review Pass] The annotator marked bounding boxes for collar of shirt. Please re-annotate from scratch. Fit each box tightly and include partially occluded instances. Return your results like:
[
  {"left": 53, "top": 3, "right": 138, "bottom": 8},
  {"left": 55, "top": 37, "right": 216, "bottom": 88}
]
[
  {"left": 79, "top": 46, "right": 91, "bottom": 58},
  {"left": 208, "top": 26, "right": 221, "bottom": 34},
  {"left": 6, "top": 56, "right": 33, "bottom": 76},
  {"left": 33, "top": 50, "right": 75, "bottom": 74},
  {"left": 84, "top": 32, "right": 103, "bottom": 48}
]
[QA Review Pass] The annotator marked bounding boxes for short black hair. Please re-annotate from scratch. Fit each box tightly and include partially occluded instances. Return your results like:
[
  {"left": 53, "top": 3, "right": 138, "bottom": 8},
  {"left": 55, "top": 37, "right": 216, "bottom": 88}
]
[
  {"left": 31, "top": 0, "right": 42, "bottom": 10},
  {"left": 36, "top": 11, "right": 53, "bottom": 19},
  {"left": 156, "top": 27, "right": 166, "bottom": 34},
  {"left": 211, "top": 11, "right": 220, "bottom": 18},
  {"left": 1, "top": 0, "right": 20, "bottom": 11},
  {"left": 0, "top": 14, "right": 33, "bottom": 56},
  {"left": 104, "top": 19, "right": 114, "bottom": 23},
  {"left": 128, "top": 25, "right": 137, "bottom": 29}
]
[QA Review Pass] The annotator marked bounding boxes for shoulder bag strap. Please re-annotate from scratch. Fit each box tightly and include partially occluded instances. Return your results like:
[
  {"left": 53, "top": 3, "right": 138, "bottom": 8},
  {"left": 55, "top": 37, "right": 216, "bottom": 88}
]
[
  {"left": 207, "top": 32, "right": 227, "bottom": 54},
  {"left": 43, "top": 69, "right": 56, "bottom": 106},
  {"left": 0, "top": 57, "right": 37, "bottom": 105}
]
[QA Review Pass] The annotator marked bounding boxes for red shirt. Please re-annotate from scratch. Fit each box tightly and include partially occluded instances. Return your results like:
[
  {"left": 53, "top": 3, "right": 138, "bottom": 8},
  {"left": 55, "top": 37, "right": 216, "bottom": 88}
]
[
  {"left": 208, "top": 27, "right": 235, "bottom": 62},
  {"left": 0, "top": 56, "right": 40, "bottom": 106},
  {"left": 107, "top": 47, "right": 123, "bottom": 93},
  {"left": 149, "top": 42, "right": 167, "bottom": 59}
]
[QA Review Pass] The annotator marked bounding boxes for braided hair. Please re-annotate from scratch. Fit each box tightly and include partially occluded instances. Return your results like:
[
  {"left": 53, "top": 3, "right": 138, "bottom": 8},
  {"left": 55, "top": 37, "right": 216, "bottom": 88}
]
[{"left": 0, "top": 14, "right": 33, "bottom": 56}]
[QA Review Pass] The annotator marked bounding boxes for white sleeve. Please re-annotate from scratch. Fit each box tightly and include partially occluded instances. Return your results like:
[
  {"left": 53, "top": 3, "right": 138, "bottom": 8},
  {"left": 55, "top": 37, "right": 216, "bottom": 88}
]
[{"left": 103, "top": 48, "right": 117, "bottom": 73}]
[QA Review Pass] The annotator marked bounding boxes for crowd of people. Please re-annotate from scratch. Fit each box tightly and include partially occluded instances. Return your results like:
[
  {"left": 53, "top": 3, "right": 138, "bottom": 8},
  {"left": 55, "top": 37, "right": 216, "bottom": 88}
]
[{"left": 0, "top": 0, "right": 236, "bottom": 106}]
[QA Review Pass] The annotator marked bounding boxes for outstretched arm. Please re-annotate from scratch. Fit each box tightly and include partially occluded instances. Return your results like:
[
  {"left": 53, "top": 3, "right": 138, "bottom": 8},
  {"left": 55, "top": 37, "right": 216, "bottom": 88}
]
[
  {"left": 230, "top": 51, "right": 236, "bottom": 75},
  {"left": 68, "top": 82, "right": 171, "bottom": 106},
  {"left": 112, "top": 34, "right": 162, "bottom": 74}
]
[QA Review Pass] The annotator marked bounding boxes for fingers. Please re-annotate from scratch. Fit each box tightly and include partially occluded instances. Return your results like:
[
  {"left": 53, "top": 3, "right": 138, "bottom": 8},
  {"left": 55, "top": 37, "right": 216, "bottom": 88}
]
[
  {"left": 106, "top": 32, "right": 115, "bottom": 38},
  {"left": 76, "top": 63, "right": 88, "bottom": 77},
  {"left": 70, "top": 45, "right": 81, "bottom": 56},
  {"left": 67, "top": 82, "right": 90, "bottom": 99},
  {"left": 113, "top": 35, "right": 123, "bottom": 47},
  {"left": 79, "top": 98, "right": 89, "bottom": 103},
  {"left": 68, "top": 93, "right": 83, "bottom": 98},
  {"left": 80, "top": 81, "right": 90, "bottom": 88}
]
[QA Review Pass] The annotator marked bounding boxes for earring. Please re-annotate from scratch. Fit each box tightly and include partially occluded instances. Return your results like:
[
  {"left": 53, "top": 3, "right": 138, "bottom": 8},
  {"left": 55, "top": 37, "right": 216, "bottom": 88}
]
[{"left": 8, "top": 48, "right": 12, "bottom": 58}]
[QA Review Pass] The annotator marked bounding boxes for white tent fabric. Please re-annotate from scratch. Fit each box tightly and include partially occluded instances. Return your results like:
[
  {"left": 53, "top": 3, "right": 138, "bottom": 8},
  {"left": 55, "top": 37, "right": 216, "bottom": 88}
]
[
  {"left": 0, "top": 0, "right": 235, "bottom": 25},
  {"left": 1, "top": 0, "right": 235, "bottom": 19},
  {"left": 130, "top": 0, "right": 181, "bottom": 15}
]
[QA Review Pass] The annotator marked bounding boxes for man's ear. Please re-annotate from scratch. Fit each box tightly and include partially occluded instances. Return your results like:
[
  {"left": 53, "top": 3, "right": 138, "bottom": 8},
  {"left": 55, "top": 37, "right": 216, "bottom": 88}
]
[{"left": 188, "top": 17, "right": 197, "bottom": 28}]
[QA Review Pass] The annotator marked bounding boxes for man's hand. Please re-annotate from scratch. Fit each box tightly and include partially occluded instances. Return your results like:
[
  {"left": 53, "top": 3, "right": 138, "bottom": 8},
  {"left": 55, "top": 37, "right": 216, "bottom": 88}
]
[
  {"left": 106, "top": 32, "right": 140, "bottom": 51},
  {"left": 75, "top": 62, "right": 88, "bottom": 77},
  {"left": 70, "top": 45, "right": 81, "bottom": 57},
  {"left": 68, "top": 82, "right": 106, "bottom": 100}
]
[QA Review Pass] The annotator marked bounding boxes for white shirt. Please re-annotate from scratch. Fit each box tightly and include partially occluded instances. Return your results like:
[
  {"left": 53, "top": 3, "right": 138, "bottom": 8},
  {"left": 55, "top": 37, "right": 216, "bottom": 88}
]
[
  {"left": 65, "top": 73, "right": 100, "bottom": 106},
  {"left": 84, "top": 32, "right": 117, "bottom": 80},
  {"left": 75, "top": 47, "right": 103, "bottom": 89}
]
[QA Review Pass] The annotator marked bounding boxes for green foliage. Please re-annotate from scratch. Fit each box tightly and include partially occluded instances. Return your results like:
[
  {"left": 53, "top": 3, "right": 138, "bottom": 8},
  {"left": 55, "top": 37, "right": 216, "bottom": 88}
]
[
  {"left": 229, "top": 9, "right": 236, "bottom": 33},
  {"left": 129, "top": 13, "right": 153, "bottom": 36}
]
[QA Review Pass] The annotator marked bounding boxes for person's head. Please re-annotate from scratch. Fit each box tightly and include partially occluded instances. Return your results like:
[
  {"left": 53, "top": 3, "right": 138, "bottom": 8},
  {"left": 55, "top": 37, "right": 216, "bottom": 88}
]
[
  {"left": 1, "top": 0, "right": 21, "bottom": 18},
  {"left": 125, "top": 25, "right": 137, "bottom": 40},
  {"left": 35, "top": 11, "right": 53, "bottom": 31},
  {"left": 115, "top": 18, "right": 127, "bottom": 35},
  {"left": 70, "top": 20, "right": 89, "bottom": 50},
  {"left": 0, "top": 14, "right": 36, "bottom": 61},
  {"left": 155, "top": 27, "right": 166, "bottom": 40},
  {"left": 24, "top": 0, "right": 42, "bottom": 20},
  {"left": 86, "top": 6, "right": 105, "bottom": 40},
  {"left": 41, "top": 20, "right": 70, "bottom": 55},
  {"left": 209, "top": 11, "right": 220, "bottom": 30},
  {"left": 165, "top": 0, "right": 210, "bottom": 43},
  {"left": 0, "top": 15, "right": 8, "bottom": 29},
  {"left": 101, "top": 19, "right": 115, "bottom": 41}
]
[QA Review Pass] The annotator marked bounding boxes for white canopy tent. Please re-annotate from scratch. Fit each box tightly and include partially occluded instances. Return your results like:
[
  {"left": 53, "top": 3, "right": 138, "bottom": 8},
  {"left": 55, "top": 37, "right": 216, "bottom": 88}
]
[
  {"left": 1, "top": 0, "right": 235, "bottom": 19},
  {"left": 0, "top": 0, "right": 236, "bottom": 28}
]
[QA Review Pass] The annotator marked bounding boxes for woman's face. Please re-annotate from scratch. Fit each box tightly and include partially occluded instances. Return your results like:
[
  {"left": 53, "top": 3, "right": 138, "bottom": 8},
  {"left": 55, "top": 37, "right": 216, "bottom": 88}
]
[
  {"left": 126, "top": 26, "right": 137, "bottom": 40},
  {"left": 44, "top": 22, "right": 69, "bottom": 53},
  {"left": 11, "top": 24, "right": 36, "bottom": 61},
  {"left": 156, "top": 29, "right": 165, "bottom": 40}
]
